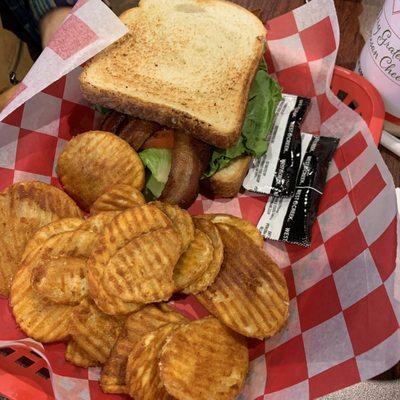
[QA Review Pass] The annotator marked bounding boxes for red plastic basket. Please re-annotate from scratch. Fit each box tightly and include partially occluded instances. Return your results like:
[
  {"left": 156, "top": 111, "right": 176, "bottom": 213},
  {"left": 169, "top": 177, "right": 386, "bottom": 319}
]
[
  {"left": 331, "top": 66, "right": 385, "bottom": 146},
  {"left": 0, "top": 66, "right": 386, "bottom": 400},
  {"left": 0, "top": 346, "right": 54, "bottom": 400}
]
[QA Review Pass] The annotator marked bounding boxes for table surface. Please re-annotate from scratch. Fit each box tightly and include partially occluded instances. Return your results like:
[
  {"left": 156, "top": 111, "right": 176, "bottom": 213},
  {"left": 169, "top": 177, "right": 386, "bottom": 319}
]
[{"left": 233, "top": 0, "right": 400, "bottom": 187}]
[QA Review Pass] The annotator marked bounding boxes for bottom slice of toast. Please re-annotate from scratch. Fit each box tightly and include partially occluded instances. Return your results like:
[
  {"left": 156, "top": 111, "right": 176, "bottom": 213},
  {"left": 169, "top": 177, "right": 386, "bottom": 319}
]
[{"left": 202, "top": 156, "right": 251, "bottom": 198}]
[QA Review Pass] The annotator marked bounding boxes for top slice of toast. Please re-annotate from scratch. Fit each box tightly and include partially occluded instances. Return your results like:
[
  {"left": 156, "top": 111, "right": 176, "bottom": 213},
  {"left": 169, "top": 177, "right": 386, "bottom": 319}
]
[{"left": 80, "top": 0, "right": 266, "bottom": 148}]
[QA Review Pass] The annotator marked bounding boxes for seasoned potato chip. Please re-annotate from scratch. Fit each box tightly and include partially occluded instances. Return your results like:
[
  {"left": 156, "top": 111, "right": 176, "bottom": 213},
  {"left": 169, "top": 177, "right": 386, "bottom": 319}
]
[
  {"left": 65, "top": 340, "right": 99, "bottom": 368},
  {"left": 70, "top": 297, "right": 125, "bottom": 364},
  {"left": 0, "top": 181, "right": 82, "bottom": 296},
  {"left": 88, "top": 205, "right": 175, "bottom": 314},
  {"left": 173, "top": 229, "right": 213, "bottom": 292},
  {"left": 102, "top": 227, "right": 181, "bottom": 303},
  {"left": 200, "top": 213, "right": 263, "bottom": 247},
  {"left": 31, "top": 257, "right": 87, "bottom": 305},
  {"left": 11, "top": 229, "right": 97, "bottom": 342},
  {"left": 159, "top": 317, "right": 248, "bottom": 400},
  {"left": 183, "top": 218, "right": 224, "bottom": 294},
  {"left": 57, "top": 131, "right": 145, "bottom": 210},
  {"left": 90, "top": 184, "right": 145, "bottom": 214},
  {"left": 151, "top": 201, "right": 194, "bottom": 251},
  {"left": 124, "top": 304, "right": 188, "bottom": 341},
  {"left": 101, "top": 304, "right": 187, "bottom": 394},
  {"left": 83, "top": 211, "right": 142, "bottom": 315},
  {"left": 87, "top": 264, "right": 142, "bottom": 316},
  {"left": 79, "top": 211, "right": 120, "bottom": 234},
  {"left": 126, "top": 324, "right": 176, "bottom": 400},
  {"left": 196, "top": 224, "right": 289, "bottom": 339},
  {"left": 22, "top": 218, "right": 84, "bottom": 264}
]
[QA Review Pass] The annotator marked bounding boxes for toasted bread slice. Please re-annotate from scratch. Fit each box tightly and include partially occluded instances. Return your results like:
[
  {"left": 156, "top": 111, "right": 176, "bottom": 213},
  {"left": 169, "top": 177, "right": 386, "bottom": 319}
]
[
  {"left": 80, "top": 0, "right": 266, "bottom": 148},
  {"left": 203, "top": 156, "right": 251, "bottom": 197}
]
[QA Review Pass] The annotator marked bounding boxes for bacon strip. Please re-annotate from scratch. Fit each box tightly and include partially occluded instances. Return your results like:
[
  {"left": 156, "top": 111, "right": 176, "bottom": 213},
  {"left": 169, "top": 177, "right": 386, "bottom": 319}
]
[
  {"left": 119, "top": 118, "right": 160, "bottom": 151},
  {"left": 100, "top": 111, "right": 126, "bottom": 133},
  {"left": 160, "top": 131, "right": 210, "bottom": 209}
]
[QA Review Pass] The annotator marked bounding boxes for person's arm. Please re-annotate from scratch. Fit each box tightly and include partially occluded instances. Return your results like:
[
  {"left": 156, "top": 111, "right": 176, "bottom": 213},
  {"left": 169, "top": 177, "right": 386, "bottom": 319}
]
[{"left": 39, "top": 6, "right": 72, "bottom": 47}]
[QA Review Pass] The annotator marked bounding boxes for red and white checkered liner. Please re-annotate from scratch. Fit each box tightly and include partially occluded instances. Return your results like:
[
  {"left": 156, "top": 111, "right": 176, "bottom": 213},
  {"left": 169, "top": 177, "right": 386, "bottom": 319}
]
[{"left": 0, "top": 0, "right": 399, "bottom": 399}]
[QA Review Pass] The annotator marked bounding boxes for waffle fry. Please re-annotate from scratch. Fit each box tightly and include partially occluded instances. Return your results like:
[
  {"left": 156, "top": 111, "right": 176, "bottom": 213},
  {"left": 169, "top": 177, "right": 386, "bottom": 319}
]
[
  {"left": 173, "top": 229, "right": 213, "bottom": 292},
  {"left": 159, "top": 317, "right": 248, "bottom": 400},
  {"left": 152, "top": 201, "right": 194, "bottom": 251},
  {"left": 126, "top": 324, "right": 176, "bottom": 400},
  {"left": 57, "top": 131, "right": 145, "bottom": 210},
  {"left": 87, "top": 205, "right": 176, "bottom": 314},
  {"left": 101, "top": 304, "right": 187, "bottom": 394},
  {"left": 11, "top": 229, "right": 97, "bottom": 342},
  {"left": 31, "top": 256, "right": 87, "bottom": 305},
  {"left": 200, "top": 213, "right": 264, "bottom": 247},
  {"left": 102, "top": 227, "right": 181, "bottom": 303},
  {"left": 90, "top": 184, "right": 145, "bottom": 214},
  {"left": 0, "top": 181, "right": 82, "bottom": 296},
  {"left": 196, "top": 224, "right": 289, "bottom": 339},
  {"left": 182, "top": 217, "right": 223, "bottom": 294},
  {"left": 79, "top": 211, "right": 120, "bottom": 234},
  {"left": 70, "top": 298, "right": 125, "bottom": 364},
  {"left": 22, "top": 218, "right": 84, "bottom": 264},
  {"left": 65, "top": 340, "right": 99, "bottom": 368}
]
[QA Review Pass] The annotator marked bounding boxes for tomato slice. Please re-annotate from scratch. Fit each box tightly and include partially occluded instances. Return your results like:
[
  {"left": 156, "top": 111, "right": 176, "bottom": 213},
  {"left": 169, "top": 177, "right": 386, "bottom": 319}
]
[{"left": 141, "top": 129, "right": 174, "bottom": 149}]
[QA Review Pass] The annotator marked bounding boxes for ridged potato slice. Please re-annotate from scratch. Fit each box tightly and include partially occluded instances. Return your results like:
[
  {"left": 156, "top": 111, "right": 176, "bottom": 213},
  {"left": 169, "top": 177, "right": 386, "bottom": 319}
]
[
  {"left": 70, "top": 297, "right": 125, "bottom": 364},
  {"left": 173, "top": 229, "right": 213, "bottom": 292},
  {"left": 126, "top": 324, "right": 176, "bottom": 400},
  {"left": 196, "top": 224, "right": 289, "bottom": 339},
  {"left": 90, "top": 184, "right": 145, "bottom": 214},
  {"left": 11, "top": 229, "right": 97, "bottom": 342},
  {"left": 159, "top": 317, "right": 248, "bottom": 400},
  {"left": 22, "top": 217, "right": 84, "bottom": 264},
  {"left": 101, "top": 304, "right": 187, "bottom": 394},
  {"left": 0, "top": 181, "right": 82, "bottom": 296},
  {"left": 87, "top": 205, "right": 174, "bottom": 314},
  {"left": 151, "top": 201, "right": 194, "bottom": 251},
  {"left": 183, "top": 218, "right": 223, "bottom": 294},
  {"left": 57, "top": 131, "right": 145, "bottom": 210},
  {"left": 65, "top": 340, "right": 99, "bottom": 368},
  {"left": 200, "top": 213, "right": 263, "bottom": 247},
  {"left": 103, "top": 227, "right": 181, "bottom": 303}
]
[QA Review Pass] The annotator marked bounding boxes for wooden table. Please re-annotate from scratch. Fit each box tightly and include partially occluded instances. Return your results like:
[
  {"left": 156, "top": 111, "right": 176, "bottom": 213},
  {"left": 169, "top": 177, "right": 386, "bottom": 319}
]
[{"left": 233, "top": 0, "right": 400, "bottom": 187}]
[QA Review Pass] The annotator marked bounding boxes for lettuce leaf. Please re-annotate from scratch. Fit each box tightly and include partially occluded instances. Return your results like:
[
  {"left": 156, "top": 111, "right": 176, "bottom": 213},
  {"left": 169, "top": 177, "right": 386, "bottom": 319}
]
[
  {"left": 139, "top": 148, "right": 172, "bottom": 198},
  {"left": 93, "top": 104, "right": 111, "bottom": 115},
  {"left": 203, "top": 59, "right": 282, "bottom": 178}
]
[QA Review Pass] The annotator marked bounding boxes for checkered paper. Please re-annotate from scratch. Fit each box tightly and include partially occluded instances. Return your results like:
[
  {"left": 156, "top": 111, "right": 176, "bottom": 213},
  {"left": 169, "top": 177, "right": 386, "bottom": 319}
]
[{"left": 0, "top": 0, "right": 399, "bottom": 399}]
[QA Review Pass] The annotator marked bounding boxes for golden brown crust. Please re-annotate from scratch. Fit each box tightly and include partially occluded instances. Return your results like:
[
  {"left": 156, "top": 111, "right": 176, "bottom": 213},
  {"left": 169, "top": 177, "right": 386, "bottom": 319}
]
[
  {"left": 0, "top": 181, "right": 82, "bottom": 296},
  {"left": 126, "top": 325, "right": 177, "bottom": 400},
  {"left": 90, "top": 184, "right": 145, "bottom": 214},
  {"left": 81, "top": 78, "right": 244, "bottom": 148},
  {"left": 151, "top": 201, "right": 194, "bottom": 251},
  {"left": 79, "top": 0, "right": 266, "bottom": 149},
  {"left": 87, "top": 205, "right": 175, "bottom": 314},
  {"left": 11, "top": 229, "right": 98, "bottom": 342},
  {"left": 65, "top": 340, "right": 99, "bottom": 368},
  {"left": 196, "top": 224, "right": 289, "bottom": 339},
  {"left": 101, "top": 304, "right": 187, "bottom": 394},
  {"left": 200, "top": 213, "right": 264, "bottom": 247},
  {"left": 182, "top": 217, "right": 223, "bottom": 294},
  {"left": 57, "top": 131, "right": 145, "bottom": 211},
  {"left": 70, "top": 298, "right": 125, "bottom": 364},
  {"left": 159, "top": 317, "right": 249, "bottom": 400},
  {"left": 173, "top": 229, "right": 213, "bottom": 292}
]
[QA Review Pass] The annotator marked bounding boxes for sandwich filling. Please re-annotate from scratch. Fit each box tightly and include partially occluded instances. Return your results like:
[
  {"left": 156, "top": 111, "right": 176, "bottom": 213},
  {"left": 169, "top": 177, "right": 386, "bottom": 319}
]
[{"left": 204, "top": 58, "right": 282, "bottom": 177}]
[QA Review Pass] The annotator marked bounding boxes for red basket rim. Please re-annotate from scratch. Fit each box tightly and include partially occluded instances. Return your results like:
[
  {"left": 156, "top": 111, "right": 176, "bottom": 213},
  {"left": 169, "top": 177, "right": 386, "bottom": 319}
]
[{"left": 333, "top": 65, "right": 385, "bottom": 146}]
